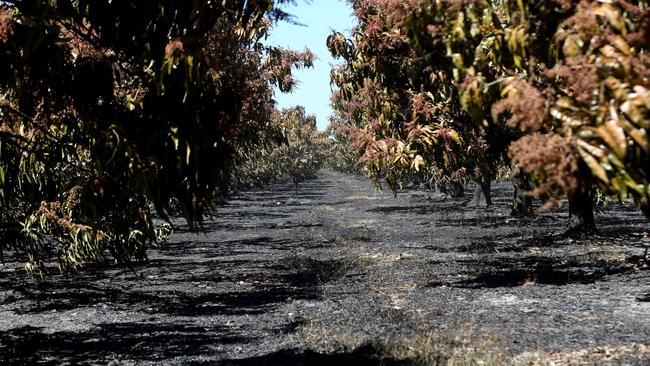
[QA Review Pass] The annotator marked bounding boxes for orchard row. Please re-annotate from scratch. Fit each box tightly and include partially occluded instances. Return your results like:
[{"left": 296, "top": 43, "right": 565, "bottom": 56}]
[
  {"left": 0, "top": 1, "right": 324, "bottom": 277},
  {"left": 326, "top": 0, "right": 649, "bottom": 231}
]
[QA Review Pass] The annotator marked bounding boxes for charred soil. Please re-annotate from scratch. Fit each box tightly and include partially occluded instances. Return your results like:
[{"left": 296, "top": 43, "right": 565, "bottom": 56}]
[{"left": 1, "top": 170, "right": 649, "bottom": 365}]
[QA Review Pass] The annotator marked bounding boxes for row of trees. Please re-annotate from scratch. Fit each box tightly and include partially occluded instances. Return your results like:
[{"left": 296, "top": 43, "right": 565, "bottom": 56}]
[
  {"left": 231, "top": 106, "right": 326, "bottom": 189},
  {"left": 327, "top": 0, "right": 649, "bottom": 231},
  {"left": 0, "top": 1, "right": 324, "bottom": 276}
]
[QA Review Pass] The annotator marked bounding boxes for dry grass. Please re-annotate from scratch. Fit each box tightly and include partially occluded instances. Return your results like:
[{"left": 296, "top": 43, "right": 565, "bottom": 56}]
[
  {"left": 293, "top": 324, "right": 650, "bottom": 365},
  {"left": 342, "top": 195, "right": 380, "bottom": 201},
  {"left": 290, "top": 317, "right": 509, "bottom": 365},
  {"left": 281, "top": 252, "right": 363, "bottom": 278},
  {"left": 379, "top": 326, "right": 509, "bottom": 366},
  {"left": 291, "top": 324, "right": 371, "bottom": 353},
  {"left": 290, "top": 299, "right": 510, "bottom": 366},
  {"left": 513, "top": 344, "right": 650, "bottom": 365},
  {"left": 291, "top": 320, "right": 650, "bottom": 366}
]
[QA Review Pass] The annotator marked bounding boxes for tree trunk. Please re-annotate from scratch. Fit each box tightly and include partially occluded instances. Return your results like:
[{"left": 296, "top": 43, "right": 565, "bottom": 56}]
[
  {"left": 510, "top": 172, "right": 533, "bottom": 216},
  {"left": 567, "top": 185, "right": 596, "bottom": 234},
  {"left": 467, "top": 177, "right": 491, "bottom": 208},
  {"left": 639, "top": 196, "right": 650, "bottom": 221},
  {"left": 440, "top": 181, "right": 464, "bottom": 198},
  {"left": 426, "top": 178, "right": 436, "bottom": 192},
  {"left": 641, "top": 206, "right": 650, "bottom": 221}
]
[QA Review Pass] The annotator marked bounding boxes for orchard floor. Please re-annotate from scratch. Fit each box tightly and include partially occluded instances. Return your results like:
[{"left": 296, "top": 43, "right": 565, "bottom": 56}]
[{"left": 1, "top": 169, "right": 650, "bottom": 365}]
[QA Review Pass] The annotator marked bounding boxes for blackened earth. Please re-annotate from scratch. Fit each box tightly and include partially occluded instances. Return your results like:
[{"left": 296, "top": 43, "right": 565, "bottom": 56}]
[{"left": 1, "top": 170, "right": 649, "bottom": 365}]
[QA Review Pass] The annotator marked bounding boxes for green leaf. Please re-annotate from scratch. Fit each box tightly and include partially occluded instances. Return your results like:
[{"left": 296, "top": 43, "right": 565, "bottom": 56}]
[
  {"left": 578, "top": 146, "right": 609, "bottom": 183},
  {"left": 596, "top": 120, "right": 627, "bottom": 158}
]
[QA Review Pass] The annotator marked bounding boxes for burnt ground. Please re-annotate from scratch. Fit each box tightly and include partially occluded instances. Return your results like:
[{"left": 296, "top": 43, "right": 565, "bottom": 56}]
[{"left": 1, "top": 169, "right": 649, "bottom": 365}]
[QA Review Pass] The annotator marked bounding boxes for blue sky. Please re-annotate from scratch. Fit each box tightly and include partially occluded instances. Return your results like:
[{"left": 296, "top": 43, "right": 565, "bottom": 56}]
[{"left": 267, "top": 1, "right": 355, "bottom": 131}]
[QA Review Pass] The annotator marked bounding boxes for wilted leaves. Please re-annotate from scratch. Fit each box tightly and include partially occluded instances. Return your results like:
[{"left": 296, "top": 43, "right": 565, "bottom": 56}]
[
  {"left": 331, "top": 0, "right": 649, "bottom": 218},
  {"left": 0, "top": 0, "right": 311, "bottom": 277}
]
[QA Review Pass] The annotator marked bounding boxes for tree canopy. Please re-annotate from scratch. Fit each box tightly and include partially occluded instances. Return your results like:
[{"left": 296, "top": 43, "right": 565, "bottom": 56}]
[
  {"left": 328, "top": 0, "right": 649, "bottom": 223},
  {"left": 0, "top": 0, "right": 313, "bottom": 276}
]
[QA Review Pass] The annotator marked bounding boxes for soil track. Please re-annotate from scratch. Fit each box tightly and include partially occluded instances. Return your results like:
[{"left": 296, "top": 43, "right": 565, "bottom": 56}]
[{"left": 1, "top": 170, "right": 649, "bottom": 365}]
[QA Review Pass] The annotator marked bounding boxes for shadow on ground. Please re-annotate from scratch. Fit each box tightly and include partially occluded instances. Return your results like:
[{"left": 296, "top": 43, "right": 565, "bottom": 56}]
[
  {"left": 220, "top": 346, "right": 409, "bottom": 366},
  {"left": 1, "top": 172, "right": 649, "bottom": 364}
]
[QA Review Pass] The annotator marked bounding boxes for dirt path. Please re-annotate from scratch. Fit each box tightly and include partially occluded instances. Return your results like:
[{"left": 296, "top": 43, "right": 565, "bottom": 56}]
[{"left": 1, "top": 170, "right": 649, "bottom": 365}]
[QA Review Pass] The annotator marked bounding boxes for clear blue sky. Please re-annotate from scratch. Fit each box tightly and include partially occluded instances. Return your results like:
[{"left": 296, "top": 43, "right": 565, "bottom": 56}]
[{"left": 267, "top": 1, "right": 355, "bottom": 131}]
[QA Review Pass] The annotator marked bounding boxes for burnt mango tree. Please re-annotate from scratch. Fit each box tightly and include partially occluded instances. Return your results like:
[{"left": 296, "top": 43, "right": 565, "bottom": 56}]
[
  {"left": 333, "top": 0, "right": 649, "bottom": 231},
  {"left": 327, "top": 0, "right": 519, "bottom": 208},
  {"left": 0, "top": 0, "right": 312, "bottom": 276},
  {"left": 274, "top": 106, "right": 326, "bottom": 187},
  {"left": 231, "top": 106, "right": 326, "bottom": 188},
  {"left": 327, "top": 0, "right": 481, "bottom": 197},
  {"left": 324, "top": 115, "right": 365, "bottom": 175},
  {"left": 502, "top": 0, "right": 649, "bottom": 229},
  {"left": 401, "top": 0, "right": 649, "bottom": 230}
]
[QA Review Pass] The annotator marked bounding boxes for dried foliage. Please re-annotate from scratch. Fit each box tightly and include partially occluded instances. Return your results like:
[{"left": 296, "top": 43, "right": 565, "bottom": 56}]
[
  {"left": 327, "top": 0, "right": 504, "bottom": 192},
  {"left": 491, "top": 80, "right": 550, "bottom": 132},
  {"left": 487, "top": 1, "right": 649, "bottom": 216},
  {"left": 509, "top": 133, "right": 579, "bottom": 202},
  {"left": 0, "top": 9, "right": 12, "bottom": 44},
  {"left": 324, "top": 118, "right": 364, "bottom": 174},
  {"left": 231, "top": 106, "right": 326, "bottom": 188},
  {"left": 333, "top": 0, "right": 649, "bottom": 220},
  {"left": 0, "top": 1, "right": 314, "bottom": 277}
]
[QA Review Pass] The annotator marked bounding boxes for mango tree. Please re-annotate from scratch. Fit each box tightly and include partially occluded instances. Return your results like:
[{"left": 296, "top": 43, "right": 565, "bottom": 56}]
[
  {"left": 401, "top": 0, "right": 649, "bottom": 230},
  {"left": 0, "top": 0, "right": 311, "bottom": 276},
  {"left": 327, "top": 0, "right": 517, "bottom": 208},
  {"left": 232, "top": 106, "right": 325, "bottom": 188}
]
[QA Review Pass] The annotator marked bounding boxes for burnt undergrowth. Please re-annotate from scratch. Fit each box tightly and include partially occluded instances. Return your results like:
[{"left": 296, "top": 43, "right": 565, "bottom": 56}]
[
  {"left": 1, "top": 171, "right": 649, "bottom": 364},
  {"left": 428, "top": 254, "right": 644, "bottom": 288},
  {"left": 2, "top": 255, "right": 353, "bottom": 316},
  {"left": 220, "top": 345, "right": 409, "bottom": 366},
  {"left": 0, "top": 323, "right": 246, "bottom": 365}
]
